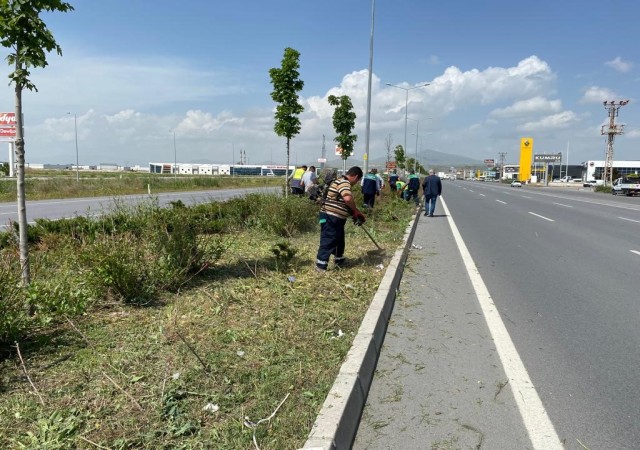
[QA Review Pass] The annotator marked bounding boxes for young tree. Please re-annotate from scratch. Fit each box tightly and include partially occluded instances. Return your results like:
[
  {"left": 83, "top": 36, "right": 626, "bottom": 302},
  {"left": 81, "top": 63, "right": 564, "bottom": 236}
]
[
  {"left": 269, "top": 47, "right": 304, "bottom": 197},
  {"left": 394, "top": 144, "right": 406, "bottom": 172},
  {"left": 0, "top": 0, "right": 74, "bottom": 286},
  {"left": 385, "top": 133, "right": 392, "bottom": 167},
  {"left": 328, "top": 95, "right": 357, "bottom": 174}
]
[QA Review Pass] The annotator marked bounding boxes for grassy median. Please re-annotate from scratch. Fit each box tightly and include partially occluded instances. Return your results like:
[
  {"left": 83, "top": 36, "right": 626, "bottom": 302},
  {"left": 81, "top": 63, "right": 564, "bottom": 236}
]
[
  {"left": 0, "top": 171, "right": 282, "bottom": 202},
  {"left": 0, "top": 188, "right": 414, "bottom": 449}
]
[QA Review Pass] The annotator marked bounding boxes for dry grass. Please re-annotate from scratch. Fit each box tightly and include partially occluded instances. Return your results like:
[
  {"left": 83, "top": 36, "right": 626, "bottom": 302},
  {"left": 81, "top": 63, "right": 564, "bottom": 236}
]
[{"left": 0, "top": 197, "right": 413, "bottom": 449}]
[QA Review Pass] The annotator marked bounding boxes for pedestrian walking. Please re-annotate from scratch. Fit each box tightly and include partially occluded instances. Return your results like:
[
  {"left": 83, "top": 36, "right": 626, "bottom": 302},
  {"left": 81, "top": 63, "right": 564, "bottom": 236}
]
[
  {"left": 406, "top": 169, "right": 421, "bottom": 206},
  {"left": 422, "top": 169, "right": 442, "bottom": 217},
  {"left": 361, "top": 168, "right": 381, "bottom": 208},
  {"left": 316, "top": 166, "right": 365, "bottom": 271},
  {"left": 389, "top": 170, "right": 399, "bottom": 192}
]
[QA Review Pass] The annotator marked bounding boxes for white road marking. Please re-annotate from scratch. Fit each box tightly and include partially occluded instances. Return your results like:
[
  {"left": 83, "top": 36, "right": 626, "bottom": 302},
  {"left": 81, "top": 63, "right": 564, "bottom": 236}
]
[
  {"left": 631, "top": 250, "right": 640, "bottom": 257},
  {"left": 441, "top": 197, "right": 563, "bottom": 450},
  {"left": 469, "top": 189, "right": 474, "bottom": 192},
  {"left": 528, "top": 212, "right": 554, "bottom": 222},
  {"left": 553, "top": 202, "right": 573, "bottom": 208},
  {"left": 479, "top": 193, "right": 485, "bottom": 197},
  {"left": 521, "top": 195, "right": 532, "bottom": 199},
  {"left": 619, "top": 217, "right": 640, "bottom": 224},
  {"left": 496, "top": 200, "right": 507, "bottom": 204}
]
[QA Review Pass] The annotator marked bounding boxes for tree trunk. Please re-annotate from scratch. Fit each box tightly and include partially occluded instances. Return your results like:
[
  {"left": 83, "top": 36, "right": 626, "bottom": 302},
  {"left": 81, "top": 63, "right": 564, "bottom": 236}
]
[
  {"left": 14, "top": 67, "right": 30, "bottom": 287},
  {"left": 285, "top": 138, "right": 290, "bottom": 198}
]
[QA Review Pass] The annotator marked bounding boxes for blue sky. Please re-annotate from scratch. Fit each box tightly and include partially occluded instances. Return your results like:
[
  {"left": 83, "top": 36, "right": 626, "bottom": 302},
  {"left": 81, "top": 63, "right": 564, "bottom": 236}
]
[{"left": 0, "top": 0, "right": 638, "bottom": 168}]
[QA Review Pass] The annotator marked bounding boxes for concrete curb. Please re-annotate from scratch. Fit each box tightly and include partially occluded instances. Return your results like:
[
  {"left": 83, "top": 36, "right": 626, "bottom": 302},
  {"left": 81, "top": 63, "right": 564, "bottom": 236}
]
[{"left": 300, "top": 213, "right": 420, "bottom": 450}]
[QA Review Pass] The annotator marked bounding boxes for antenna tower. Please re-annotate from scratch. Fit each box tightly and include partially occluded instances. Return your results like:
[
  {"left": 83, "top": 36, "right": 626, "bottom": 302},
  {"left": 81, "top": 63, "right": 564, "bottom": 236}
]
[
  {"left": 498, "top": 152, "right": 507, "bottom": 179},
  {"left": 601, "top": 100, "right": 629, "bottom": 185}
]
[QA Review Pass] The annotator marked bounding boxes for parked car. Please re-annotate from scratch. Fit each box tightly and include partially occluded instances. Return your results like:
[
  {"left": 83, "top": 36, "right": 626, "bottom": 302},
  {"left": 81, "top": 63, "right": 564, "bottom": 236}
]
[
  {"left": 511, "top": 180, "right": 522, "bottom": 187},
  {"left": 583, "top": 179, "right": 603, "bottom": 187}
]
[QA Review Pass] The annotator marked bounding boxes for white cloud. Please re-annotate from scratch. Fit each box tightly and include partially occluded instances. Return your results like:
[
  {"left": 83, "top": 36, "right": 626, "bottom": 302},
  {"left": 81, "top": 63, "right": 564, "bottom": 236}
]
[
  {"left": 605, "top": 56, "right": 633, "bottom": 73},
  {"left": 626, "top": 129, "right": 640, "bottom": 139},
  {"left": 490, "top": 97, "right": 562, "bottom": 118},
  {"left": 581, "top": 86, "right": 621, "bottom": 104},
  {"left": 517, "top": 111, "right": 579, "bottom": 132}
]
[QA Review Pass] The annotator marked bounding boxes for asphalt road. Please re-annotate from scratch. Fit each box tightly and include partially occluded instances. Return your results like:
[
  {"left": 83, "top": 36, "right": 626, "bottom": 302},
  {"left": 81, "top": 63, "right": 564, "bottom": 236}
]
[
  {"left": 0, "top": 187, "right": 280, "bottom": 230},
  {"left": 442, "top": 181, "right": 640, "bottom": 449}
]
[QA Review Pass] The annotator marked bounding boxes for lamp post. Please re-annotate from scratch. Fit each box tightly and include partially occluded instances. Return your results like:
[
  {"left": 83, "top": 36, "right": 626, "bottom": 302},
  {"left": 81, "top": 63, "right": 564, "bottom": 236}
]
[
  {"left": 67, "top": 112, "right": 79, "bottom": 182},
  {"left": 407, "top": 117, "right": 432, "bottom": 173},
  {"left": 173, "top": 131, "right": 177, "bottom": 178},
  {"left": 385, "top": 82, "right": 429, "bottom": 169},
  {"left": 363, "top": 0, "right": 376, "bottom": 175}
]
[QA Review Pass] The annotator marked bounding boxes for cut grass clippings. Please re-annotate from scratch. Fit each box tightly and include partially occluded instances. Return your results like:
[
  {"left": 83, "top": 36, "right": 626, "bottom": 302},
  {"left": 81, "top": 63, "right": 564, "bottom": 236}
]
[{"left": 0, "top": 192, "right": 414, "bottom": 449}]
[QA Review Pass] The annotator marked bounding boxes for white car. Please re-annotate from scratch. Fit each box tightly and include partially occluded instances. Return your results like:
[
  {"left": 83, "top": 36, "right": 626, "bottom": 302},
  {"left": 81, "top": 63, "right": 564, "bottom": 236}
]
[{"left": 510, "top": 180, "right": 522, "bottom": 187}]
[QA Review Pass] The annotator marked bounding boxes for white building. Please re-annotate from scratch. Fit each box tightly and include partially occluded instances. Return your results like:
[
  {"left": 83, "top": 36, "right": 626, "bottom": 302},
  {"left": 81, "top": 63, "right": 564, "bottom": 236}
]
[{"left": 583, "top": 160, "right": 640, "bottom": 180}]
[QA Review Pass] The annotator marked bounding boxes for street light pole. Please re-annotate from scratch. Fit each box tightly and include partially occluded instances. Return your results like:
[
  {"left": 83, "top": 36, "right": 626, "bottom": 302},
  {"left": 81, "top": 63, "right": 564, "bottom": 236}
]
[
  {"left": 408, "top": 117, "right": 432, "bottom": 173},
  {"left": 363, "top": 0, "right": 375, "bottom": 175},
  {"left": 385, "top": 82, "right": 429, "bottom": 172},
  {"left": 67, "top": 112, "right": 79, "bottom": 182},
  {"left": 173, "top": 131, "right": 177, "bottom": 178}
]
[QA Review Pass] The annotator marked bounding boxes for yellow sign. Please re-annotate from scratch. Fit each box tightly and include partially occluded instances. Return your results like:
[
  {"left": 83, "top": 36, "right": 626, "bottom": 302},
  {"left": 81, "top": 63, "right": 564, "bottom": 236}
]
[
  {"left": 363, "top": 153, "right": 368, "bottom": 160},
  {"left": 519, "top": 137, "right": 533, "bottom": 182}
]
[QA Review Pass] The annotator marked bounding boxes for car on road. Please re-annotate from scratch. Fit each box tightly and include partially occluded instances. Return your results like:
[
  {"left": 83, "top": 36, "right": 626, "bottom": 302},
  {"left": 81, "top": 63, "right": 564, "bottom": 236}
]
[
  {"left": 510, "top": 180, "right": 522, "bottom": 187},
  {"left": 583, "top": 179, "right": 603, "bottom": 187}
]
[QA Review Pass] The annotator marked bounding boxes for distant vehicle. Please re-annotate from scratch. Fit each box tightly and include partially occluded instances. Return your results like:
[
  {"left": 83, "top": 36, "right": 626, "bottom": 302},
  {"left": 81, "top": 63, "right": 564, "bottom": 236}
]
[
  {"left": 553, "top": 176, "right": 583, "bottom": 183},
  {"left": 511, "top": 180, "right": 522, "bottom": 187},
  {"left": 612, "top": 176, "right": 640, "bottom": 196},
  {"left": 583, "top": 179, "right": 603, "bottom": 187}
]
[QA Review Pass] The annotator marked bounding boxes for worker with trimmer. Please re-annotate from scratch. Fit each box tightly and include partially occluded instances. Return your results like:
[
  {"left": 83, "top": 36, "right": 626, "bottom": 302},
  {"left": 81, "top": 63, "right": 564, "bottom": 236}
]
[{"left": 315, "top": 166, "right": 366, "bottom": 272}]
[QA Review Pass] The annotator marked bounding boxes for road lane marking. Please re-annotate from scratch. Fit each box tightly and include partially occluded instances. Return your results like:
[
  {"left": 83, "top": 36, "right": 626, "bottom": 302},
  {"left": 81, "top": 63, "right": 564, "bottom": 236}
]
[
  {"left": 528, "top": 212, "right": 554, "bottom": 222},
  {"left": 619, "top": 217, "right": 640, "bottom": 224},
  {"left": 441, "top": 197, "right": 563, "bottom": 450},
  {"left": 631, "top": 250, "right": 640, "bottom": 257},
  {"left": 553, "top": 202, "right": 573, "bottom": 208},
  {"left": 496, "top": 199, "right": 507, "bottom": 204},
  {"left": 521, "top": 195, "right": 532, "bottom": 199},
  {"left": 479, "top": 193, "right": 485, "bottom": 197}
]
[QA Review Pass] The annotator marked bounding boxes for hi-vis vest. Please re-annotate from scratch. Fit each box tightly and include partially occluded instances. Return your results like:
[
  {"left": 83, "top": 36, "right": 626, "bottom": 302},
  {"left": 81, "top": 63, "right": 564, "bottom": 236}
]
[{"left": 291, "top": 168, "right": 305, "bottom": 188}]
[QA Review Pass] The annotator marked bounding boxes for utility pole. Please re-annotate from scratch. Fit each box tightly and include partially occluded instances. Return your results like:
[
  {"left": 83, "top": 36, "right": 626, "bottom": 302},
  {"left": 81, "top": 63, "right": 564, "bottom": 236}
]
[
  {"left": 321, "top": 134, "right": 326, "bottom": 170},
  {"left": 601, "top": 100, "right": 629, "bottom": 185},
  {"left": 498, "top": 152, "right": 507, "bottom": 180}
]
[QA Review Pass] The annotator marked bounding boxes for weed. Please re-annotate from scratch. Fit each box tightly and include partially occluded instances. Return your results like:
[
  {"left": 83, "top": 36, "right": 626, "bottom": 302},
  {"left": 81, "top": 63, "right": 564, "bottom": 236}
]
[{"left": 271, "top": 240, "right": 298, "bottom": 271}]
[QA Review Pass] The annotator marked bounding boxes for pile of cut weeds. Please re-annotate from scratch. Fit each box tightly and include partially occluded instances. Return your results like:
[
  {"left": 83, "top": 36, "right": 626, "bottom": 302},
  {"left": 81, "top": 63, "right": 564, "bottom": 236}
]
[{"left": 0, "top": 195, "right": 414, "bottom": 449}]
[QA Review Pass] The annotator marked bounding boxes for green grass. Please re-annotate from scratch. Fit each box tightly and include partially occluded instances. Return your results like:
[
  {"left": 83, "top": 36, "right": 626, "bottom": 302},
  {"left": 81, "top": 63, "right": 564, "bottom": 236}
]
[
  {"left": 0, "top": 189, "right": 414, "bottom": 449},
  {"left": 0, "top": 170, "right": 283, "bottom": 202}
]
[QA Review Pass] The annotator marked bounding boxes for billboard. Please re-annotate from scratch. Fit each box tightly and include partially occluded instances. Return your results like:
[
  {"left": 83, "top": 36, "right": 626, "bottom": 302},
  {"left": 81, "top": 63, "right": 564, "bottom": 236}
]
[
  {"left": 0, "top": 112, "right": 16, "bottom": 140},
  {"left": 519, "top": 138, "right": 533, "bottom": 181}
]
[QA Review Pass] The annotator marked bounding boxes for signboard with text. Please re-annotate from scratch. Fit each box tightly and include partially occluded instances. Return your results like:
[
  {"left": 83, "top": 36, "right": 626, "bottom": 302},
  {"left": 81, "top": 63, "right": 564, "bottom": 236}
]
[
  {"left": 533, "top": 153, "right": 562, "bottom": 163},
  {"left": 0, "top": 112, "right": 16, "bottom": 140}
]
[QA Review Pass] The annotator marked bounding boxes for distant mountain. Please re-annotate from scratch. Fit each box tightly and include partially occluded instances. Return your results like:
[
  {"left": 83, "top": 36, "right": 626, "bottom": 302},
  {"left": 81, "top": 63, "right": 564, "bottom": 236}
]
[
  {"left": 319, "top": 149, "right": 483, "bottom": 171},
  {"left": 195, "top": 149, "right": 484, "bottom": 170}
]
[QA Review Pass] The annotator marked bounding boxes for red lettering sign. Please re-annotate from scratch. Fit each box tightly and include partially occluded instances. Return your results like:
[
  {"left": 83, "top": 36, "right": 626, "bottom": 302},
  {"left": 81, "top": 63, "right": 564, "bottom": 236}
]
[
  {"left": 0, "top": 127, "right": 16, "bottom": 137},
  {"left": 0, "top": 112, "right": 16, "bottom": 126}
]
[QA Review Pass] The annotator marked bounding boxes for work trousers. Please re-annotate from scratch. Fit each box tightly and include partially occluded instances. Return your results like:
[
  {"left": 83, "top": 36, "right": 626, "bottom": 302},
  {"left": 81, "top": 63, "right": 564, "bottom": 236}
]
[
  {"left": 424, "top": 195, "right": 438, "bottom": 216},
  {"left": 406, "top": 189, "right": 419, "bottom": 205},
  {"left": 316, "top": 212, "right": 347, "bottom": 270},
  {"left": 363, "top": 193, "right": 376, "bottom": 208}
]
